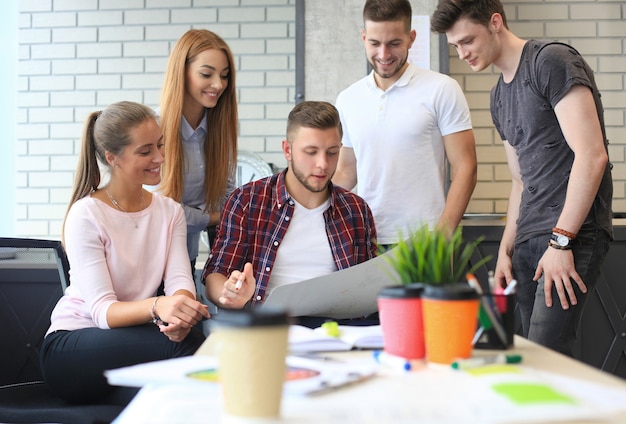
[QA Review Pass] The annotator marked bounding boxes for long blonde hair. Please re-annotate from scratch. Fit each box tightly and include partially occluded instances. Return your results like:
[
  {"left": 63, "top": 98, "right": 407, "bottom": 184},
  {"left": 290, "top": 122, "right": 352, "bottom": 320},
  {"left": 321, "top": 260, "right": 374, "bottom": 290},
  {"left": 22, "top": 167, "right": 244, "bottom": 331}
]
[{"left": 158, "top": 29, "right": 238, "bottom": 212}]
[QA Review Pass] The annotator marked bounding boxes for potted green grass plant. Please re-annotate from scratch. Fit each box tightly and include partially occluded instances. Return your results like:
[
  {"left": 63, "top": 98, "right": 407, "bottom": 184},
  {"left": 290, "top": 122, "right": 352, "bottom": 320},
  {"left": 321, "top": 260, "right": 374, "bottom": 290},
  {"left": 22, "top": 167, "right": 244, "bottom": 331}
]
[
  {"left": 377, "top": 224, "right": 492, "bottom": 362},
  {"left": 383, "top": 224, "right": 491, "bottom": 286}
]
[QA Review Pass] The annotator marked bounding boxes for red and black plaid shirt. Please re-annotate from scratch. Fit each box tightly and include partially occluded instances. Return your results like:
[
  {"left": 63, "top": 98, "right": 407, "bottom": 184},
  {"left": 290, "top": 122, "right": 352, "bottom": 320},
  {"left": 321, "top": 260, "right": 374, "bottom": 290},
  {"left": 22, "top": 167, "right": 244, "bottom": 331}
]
[{"left": 202, "top": 170, "right": 378, "bottom": 305}]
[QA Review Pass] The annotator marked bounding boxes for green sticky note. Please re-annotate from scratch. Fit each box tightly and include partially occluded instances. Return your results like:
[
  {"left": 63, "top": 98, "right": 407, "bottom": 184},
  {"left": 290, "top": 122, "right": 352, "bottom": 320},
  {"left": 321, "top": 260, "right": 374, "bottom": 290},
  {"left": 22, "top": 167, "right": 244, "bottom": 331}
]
[
  {"left": 467, "top": 364, "right": 522, "bottom": 376},
  {"left": 492, "top": 382, "right": 576, "bottom": 405}
]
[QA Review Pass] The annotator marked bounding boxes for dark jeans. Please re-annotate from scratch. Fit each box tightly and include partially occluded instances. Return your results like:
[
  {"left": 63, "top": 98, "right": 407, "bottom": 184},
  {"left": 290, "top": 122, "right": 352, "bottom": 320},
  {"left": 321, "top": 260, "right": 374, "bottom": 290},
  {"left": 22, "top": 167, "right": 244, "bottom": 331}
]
[
  {"left": 40, "top": 324, "right": 206, "bottom": 405},
  {"left": 512, "top": 226, "right": 610, "bottom": 356}
]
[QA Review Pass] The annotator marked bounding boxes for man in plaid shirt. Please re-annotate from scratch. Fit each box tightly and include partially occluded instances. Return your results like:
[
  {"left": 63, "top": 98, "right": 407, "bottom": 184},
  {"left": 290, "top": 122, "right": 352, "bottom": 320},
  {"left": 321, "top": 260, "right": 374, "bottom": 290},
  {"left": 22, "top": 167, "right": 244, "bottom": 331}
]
[{"left": 203, "top": 101, "right": 378, "bottom": 312}]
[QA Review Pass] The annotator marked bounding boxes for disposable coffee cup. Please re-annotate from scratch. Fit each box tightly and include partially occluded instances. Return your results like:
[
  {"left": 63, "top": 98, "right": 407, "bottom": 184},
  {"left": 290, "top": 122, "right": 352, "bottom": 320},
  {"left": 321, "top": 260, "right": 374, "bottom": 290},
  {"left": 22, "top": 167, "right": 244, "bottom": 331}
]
[
  {"left": 210, "top": 307, "right": 289, "bottom": 420},
  {"left": 378, "top": 284, "right": 425, "bottom": 359},
  {"left": 421, "top": 283, "right": 480, "bottom": 364}
]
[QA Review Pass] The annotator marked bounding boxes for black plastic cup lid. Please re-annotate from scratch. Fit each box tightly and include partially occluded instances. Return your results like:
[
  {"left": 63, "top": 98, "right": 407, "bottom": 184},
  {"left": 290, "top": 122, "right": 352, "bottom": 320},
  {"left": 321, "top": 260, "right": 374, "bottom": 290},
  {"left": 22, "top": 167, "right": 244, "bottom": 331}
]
[
  {"left": 422, "top": 283, "right": 480, "bottom": 300},
  {"left": 210, "top": 306, "right": 289, "bottom": 328},
  {"left": 378, "top": 283, "right": 425, "bottom": 299}
]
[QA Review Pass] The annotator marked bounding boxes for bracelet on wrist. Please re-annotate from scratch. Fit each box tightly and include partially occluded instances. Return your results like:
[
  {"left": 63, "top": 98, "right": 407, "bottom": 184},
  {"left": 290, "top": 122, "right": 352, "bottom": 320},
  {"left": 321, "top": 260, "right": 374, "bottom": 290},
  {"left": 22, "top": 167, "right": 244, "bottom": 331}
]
[
  {"left": 150, "top": 296, "right": 166, "bottom": 326},
  {"left": 552, "top": 227, "right": 577, "bottom": 239}
]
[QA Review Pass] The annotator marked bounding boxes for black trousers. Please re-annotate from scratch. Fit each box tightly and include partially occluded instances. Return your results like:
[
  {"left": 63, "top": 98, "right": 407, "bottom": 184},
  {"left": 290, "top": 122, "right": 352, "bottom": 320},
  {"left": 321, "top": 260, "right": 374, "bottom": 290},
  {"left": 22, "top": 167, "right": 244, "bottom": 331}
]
[{"left": 40, "top": 324, "right": 206, "bottom": 405}]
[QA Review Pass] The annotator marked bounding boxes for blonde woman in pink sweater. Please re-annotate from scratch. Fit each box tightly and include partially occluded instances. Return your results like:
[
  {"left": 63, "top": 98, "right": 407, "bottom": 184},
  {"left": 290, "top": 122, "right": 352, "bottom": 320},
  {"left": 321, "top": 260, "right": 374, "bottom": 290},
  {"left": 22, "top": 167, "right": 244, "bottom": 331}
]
[{"left": 40, "top": 101, "right": 210, "bottom": 406}]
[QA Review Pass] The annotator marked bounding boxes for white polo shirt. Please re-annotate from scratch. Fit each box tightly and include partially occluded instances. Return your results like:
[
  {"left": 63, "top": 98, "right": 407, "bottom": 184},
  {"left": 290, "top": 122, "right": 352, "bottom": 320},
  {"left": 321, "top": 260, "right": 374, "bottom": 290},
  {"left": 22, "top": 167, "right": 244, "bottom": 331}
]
[{"left": 335, "top": 63, "right": 472, "bottom": 244}]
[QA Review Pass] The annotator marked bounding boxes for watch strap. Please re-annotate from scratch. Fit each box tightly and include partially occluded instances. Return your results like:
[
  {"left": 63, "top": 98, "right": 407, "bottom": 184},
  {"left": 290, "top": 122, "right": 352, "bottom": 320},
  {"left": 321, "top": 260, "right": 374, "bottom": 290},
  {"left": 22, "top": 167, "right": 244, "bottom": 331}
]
[{"left": 548, "top": 240, "right": 573, "bottom": 251}]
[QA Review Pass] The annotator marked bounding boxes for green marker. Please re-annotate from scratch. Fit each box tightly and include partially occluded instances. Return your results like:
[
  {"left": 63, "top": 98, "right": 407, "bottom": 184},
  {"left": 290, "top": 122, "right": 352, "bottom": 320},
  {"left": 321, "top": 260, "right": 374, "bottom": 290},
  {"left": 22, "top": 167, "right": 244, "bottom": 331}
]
[{"left": 451, "top": 354, "right": 522, "bottom": 370}]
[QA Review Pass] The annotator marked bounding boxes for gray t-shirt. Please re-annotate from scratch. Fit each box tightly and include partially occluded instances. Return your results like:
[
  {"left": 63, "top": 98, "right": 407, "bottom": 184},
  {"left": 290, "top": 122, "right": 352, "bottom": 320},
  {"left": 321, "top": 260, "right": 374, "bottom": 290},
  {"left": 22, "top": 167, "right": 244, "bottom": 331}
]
[{"left": 490, "top": 40, "right": 612, "bottom": 244}]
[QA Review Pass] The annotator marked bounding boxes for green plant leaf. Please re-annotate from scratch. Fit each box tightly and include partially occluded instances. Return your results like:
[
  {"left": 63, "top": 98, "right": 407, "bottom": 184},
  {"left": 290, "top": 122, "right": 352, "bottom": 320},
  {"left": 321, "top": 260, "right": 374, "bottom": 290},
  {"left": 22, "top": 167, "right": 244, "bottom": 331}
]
[{"left": 383, "top": 224, "right": 493, "bottom": 285}]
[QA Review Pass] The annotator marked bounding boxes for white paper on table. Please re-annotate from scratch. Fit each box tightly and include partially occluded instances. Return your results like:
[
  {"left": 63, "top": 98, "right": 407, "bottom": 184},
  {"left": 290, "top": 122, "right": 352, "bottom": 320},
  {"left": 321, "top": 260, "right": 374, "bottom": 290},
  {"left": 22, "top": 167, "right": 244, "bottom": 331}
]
[
  {"left": 112, "top": 362, "right": 626, "bottom": 424},
  {"left": 104, "top": 355, "right": 218, "bottom": 388},
  {"left": 105, "top": 354, "right": 378, "bottom": 397}
]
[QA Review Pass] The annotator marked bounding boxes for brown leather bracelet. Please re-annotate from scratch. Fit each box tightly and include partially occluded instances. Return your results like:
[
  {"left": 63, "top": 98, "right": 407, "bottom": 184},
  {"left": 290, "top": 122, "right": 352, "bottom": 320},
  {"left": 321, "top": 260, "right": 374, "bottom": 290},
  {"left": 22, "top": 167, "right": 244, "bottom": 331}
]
[{"left": 552, "top": 227, "right": 576, "bottom": 239}]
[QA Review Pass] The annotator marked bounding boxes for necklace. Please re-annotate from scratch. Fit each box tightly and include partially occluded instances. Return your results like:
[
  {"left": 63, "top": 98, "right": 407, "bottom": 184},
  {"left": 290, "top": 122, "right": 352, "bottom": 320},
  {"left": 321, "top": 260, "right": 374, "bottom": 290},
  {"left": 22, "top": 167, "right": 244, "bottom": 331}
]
[{"left": 105, "top": 188, "right": 145, "bottom": 229}]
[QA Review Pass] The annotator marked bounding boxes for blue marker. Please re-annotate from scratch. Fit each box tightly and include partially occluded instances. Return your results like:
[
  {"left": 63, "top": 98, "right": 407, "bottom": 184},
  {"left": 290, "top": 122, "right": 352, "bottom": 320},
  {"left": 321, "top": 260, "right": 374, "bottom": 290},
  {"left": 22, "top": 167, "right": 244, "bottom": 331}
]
[{"left": 373, "top": 350, "right": 412, "bottom": 372}]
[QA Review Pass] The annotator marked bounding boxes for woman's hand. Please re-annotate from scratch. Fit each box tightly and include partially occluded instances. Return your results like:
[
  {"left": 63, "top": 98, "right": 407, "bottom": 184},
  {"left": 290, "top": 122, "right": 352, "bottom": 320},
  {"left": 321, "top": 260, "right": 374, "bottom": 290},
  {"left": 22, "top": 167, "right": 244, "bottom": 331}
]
[
  {"left": 160, "top": 323, "right": 191, "bottom": 342},
  {"left": 154, "top": 294, "right": 210, "bottom": 328}
]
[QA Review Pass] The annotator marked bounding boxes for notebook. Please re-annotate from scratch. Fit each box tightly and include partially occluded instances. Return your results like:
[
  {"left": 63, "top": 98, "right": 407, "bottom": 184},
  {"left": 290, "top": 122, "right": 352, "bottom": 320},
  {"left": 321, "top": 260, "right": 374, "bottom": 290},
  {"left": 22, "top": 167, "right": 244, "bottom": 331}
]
[{"left": 289, "top": 324, "right": 384, "bottom": 352}]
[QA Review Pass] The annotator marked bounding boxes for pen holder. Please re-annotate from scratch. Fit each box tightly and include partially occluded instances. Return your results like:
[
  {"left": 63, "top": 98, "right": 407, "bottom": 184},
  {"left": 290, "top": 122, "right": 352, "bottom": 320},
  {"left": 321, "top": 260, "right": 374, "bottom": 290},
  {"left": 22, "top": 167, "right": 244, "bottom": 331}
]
[{"left": 473, "top": 293, "right": 516, "bottom": 350}]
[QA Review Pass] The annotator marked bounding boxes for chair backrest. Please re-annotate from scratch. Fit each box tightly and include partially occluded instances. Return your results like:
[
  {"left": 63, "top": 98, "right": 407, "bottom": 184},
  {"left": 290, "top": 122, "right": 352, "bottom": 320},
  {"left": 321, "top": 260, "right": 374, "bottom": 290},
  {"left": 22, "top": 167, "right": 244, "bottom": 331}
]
[
  {"left": 0, "top": 237, "right": 69, "bottom": 385},
  {"left": 0, "top": 237, "right": 126, "bottom": 423}
]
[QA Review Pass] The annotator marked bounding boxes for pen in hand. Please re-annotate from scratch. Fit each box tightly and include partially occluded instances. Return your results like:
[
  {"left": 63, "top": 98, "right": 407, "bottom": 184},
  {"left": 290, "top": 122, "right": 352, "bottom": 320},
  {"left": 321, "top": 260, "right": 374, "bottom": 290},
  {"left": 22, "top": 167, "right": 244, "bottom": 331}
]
[
  {"left": 503, "top": 279, "right": 518, "bottom": 295},
  {"left": 234, "top": 274, "right": 244, "bottom": 291}
]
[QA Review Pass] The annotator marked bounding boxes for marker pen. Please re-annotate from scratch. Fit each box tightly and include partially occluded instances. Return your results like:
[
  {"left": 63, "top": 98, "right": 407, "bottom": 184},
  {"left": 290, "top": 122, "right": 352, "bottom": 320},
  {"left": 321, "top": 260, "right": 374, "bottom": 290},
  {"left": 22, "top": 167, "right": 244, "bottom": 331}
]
[
  {"left": 503, "top": 279, "right": 518, "bottom": 295},
  {"left": 487, "top": 270, "right": 496, "bottom": 293},
  {"left": 467, "top": 274, "right": 508, "bottom": 346},
  {"left": 373, "top": 350, "right": 413, "bottom": 372},
  {"left": 234, "top": 274, "right": 244, "bottom": 291},
  {"left": 493, "top": 285, "right": 508, "bottom": 313},
  {"left": 451, "top": 354, "right": 522, "bottom": 370}
]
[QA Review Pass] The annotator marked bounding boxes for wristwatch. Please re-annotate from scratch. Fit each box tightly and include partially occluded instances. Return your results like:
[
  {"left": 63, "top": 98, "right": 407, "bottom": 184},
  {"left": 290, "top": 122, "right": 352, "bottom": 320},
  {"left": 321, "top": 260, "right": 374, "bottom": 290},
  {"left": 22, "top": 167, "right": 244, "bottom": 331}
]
[{"left": 550, "top": 233, "right": 573, "bottom": 249}]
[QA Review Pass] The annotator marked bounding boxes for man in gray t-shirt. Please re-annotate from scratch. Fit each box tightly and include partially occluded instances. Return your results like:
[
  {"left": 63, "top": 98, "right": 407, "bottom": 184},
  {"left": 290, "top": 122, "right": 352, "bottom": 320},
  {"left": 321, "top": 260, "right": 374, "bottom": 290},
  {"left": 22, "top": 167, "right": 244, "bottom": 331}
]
[{"left": 431, "top": 0, "right": 612, "bottom": 356}]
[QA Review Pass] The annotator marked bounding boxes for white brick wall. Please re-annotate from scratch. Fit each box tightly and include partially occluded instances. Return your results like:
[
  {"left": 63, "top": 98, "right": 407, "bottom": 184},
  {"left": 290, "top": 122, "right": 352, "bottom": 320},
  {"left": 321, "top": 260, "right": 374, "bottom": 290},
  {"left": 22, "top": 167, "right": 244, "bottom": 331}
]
[
  {"left": 11, "top": 0, "right": 626, "bottom": 238},
  {"left": 16, "top": 0, "right": 296, "bottom": 238},
  {"left": 455, "top": 0, "right": 626, "bottom": 216}
]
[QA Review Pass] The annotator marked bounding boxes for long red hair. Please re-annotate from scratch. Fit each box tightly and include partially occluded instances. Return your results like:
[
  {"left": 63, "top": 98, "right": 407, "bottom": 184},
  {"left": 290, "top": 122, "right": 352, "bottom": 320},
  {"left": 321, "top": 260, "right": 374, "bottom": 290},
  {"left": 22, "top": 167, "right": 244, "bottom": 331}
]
[{"left": 158, "top": 29, "right": 237, "bottom": 211}]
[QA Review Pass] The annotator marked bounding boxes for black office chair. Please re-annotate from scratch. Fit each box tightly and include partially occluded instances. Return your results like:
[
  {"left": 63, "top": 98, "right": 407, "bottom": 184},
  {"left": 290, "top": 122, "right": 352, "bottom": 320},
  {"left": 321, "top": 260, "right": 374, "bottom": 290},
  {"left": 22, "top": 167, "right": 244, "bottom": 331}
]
[{"left": 0, "top": 237, "right": 125, "bottom": 424}]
